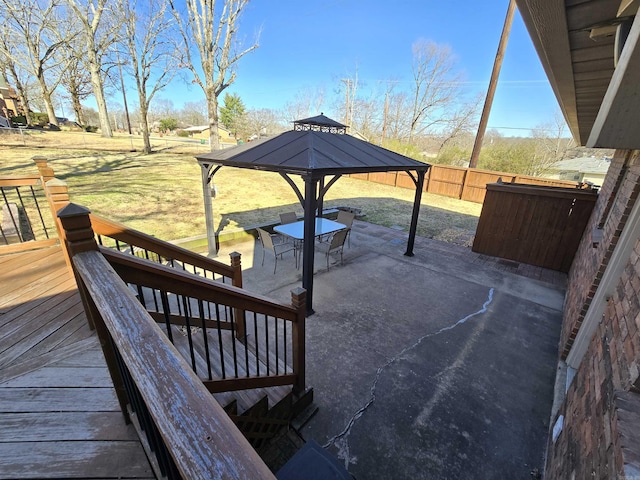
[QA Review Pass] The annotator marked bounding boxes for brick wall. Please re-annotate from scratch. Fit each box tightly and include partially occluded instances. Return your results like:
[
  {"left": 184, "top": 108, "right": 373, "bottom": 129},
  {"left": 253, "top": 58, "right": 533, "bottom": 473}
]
[
  {"left": 546, "top": 149, "right": 640, "bottom": 478},
  {"left": 546, "top": 233, "right": 640, "bottom": 477},
  {"left": 560, "top": 150, "right": 640, "bottom": 359}
]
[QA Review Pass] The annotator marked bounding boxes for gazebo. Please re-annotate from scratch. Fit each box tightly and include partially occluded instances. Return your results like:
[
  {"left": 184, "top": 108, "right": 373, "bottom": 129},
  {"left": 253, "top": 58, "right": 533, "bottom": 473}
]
[{"left": 196, "top": 114, "right": 431, "bottom": 314}]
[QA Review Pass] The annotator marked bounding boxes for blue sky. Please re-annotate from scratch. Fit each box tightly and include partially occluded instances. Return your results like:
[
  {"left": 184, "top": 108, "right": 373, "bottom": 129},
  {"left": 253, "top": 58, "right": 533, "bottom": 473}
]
[{"left": 166, "top": 0, "right": 566, "bottom": 136}]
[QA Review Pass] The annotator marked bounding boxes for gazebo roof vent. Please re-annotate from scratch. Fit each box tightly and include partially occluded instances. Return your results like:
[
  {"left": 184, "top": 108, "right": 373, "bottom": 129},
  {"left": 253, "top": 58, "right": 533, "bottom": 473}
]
[{"left": 293, "top": 113, "right": 347, "bottom": 134}]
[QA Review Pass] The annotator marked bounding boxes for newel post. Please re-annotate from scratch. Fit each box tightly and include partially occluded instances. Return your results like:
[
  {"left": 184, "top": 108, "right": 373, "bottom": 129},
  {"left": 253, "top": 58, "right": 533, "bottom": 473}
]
[
  {"left": 229, "top": 251, "right": 242, "bottom": 289},
  {"left": 57, "top": 203, "right": 99, "bottom": 331},
  {"left": 33, "top": 156, "right": 54, "bottom": 183},
  {"left": 291, "top": 287, "right": 307, "bottom": 394},
  {"left": 57, "top": 203, "right": 98, "bottom": 256},
  {"left": 229, "top": 251, "right": 246, "bottom": 340},
  {"left": 57, "top": 203, "right": 131, "bottom": 422},
  {"left": 47, "top": 178, "right": 72, "bottom": 269}
]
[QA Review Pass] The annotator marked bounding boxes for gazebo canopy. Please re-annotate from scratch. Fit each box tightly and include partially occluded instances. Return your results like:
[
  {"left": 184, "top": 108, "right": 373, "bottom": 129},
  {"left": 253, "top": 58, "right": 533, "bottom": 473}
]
[
  {"left": 196, "top": 114, "right": 430, "bottom": 314},
  {"left": 197, "top": 114, "right": 429, "bottom": 177}
]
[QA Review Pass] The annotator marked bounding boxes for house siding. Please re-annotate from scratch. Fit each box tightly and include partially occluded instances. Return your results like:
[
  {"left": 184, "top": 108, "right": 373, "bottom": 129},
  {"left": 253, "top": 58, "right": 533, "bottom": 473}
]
[{"left": 546, "top": 149, "right": 640, "bottom": 478}]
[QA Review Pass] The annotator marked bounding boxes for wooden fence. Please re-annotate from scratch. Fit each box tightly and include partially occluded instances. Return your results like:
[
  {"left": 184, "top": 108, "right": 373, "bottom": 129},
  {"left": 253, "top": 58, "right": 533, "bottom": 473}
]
[
  {"left": 472, "top": 182, "right": 599, "bottom": 272},
  {"left": 349, "top": 165, "right": 578, "bottom": 204}
]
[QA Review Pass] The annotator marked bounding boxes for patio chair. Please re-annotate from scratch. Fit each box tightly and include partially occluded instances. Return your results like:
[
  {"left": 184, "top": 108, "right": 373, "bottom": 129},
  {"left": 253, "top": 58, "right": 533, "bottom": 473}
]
[
  {"left": 336, "top": 210, "right": 356, "bottom": 247},
  {"left": 257, "top": 227, "right": 297, "bottom": 274},
  {"left": 279, "top": 211, "right": 298, "bottom": 224},
  {"left": 278, "top": 211, "right": 303, "bottom": 259},
  {"left": 317, "top": 229, "right": 348, "bottom": 270}
]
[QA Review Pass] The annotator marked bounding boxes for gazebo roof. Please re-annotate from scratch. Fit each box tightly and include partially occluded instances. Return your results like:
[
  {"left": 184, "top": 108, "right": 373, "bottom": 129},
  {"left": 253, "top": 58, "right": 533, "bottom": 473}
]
[{"left": 196, "top": 124, "right": 429, "bottom": 177}]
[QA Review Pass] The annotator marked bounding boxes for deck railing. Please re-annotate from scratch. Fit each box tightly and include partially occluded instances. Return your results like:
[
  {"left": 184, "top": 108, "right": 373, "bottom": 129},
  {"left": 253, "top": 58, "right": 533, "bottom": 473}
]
[
  {"left": 0, "top": 170, "right": 57, "bottom": 254},
  {"left": 90, "top": 213, "right": 242, "bottom": 288},
  {"left": 58, "top": 203, "right": 305, "bottom": 478},
  {"left": 32, "top": 156, "right": 244, "bottom": 290}
]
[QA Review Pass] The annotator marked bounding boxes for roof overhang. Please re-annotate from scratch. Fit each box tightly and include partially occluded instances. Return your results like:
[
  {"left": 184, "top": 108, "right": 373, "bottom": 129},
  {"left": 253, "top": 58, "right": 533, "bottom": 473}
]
[{"left": 516, "top": 0, "right": 640, "bottom": 149}]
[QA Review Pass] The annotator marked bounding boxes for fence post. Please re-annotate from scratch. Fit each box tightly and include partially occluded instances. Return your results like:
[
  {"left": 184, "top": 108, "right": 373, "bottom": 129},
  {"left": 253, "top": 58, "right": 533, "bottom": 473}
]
[
  {"left": 459, "top": 168, "right": 469, "bottom": 200},
  {"left": 57, "top": 203, "right": 131, "bottom": 422},
  {"left": 291, "top": 287, "right": 307, "bottom": 394}
]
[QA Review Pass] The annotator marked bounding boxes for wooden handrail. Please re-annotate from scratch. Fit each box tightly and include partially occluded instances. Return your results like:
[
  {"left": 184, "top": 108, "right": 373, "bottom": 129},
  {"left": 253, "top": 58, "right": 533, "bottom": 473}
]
[
  {"left": 90, "top": 213, "right": 237, "bottom": 281},
  {"left": 73, "top": 249, "right": 275, "bottom": 479},
  {"left": 0, "top": 176, "right": 40, "bottom": 187},
  {"left": 102, "top": 247, "right": 298, "bottom": 321},
  {"left": 59, "top": 202, "right": 276, "bottom": 478}
]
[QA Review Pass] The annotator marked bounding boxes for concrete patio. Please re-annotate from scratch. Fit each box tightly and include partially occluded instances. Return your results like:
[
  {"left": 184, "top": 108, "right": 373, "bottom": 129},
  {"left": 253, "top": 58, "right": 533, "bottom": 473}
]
[{"left": 214, "top": 219, "right": 566, "bottom": 479}]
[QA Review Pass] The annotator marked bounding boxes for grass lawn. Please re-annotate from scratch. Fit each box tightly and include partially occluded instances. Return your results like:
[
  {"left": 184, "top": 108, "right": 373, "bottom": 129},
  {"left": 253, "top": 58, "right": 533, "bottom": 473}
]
[{"left": 0, "top": 133, "right": 481, "bottom": 245}]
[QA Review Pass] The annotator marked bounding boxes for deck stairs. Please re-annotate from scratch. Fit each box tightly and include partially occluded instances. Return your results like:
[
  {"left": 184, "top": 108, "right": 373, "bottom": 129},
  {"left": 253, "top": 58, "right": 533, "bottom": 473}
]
[{"left": 168, "top": 322, "right": 314, "bottom": 452}]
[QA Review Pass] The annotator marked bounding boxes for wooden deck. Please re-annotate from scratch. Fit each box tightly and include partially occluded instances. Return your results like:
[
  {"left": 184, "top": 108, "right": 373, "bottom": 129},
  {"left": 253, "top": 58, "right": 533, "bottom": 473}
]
[{"left": 0, "top": 246, "right": 153, "bottom": 479}]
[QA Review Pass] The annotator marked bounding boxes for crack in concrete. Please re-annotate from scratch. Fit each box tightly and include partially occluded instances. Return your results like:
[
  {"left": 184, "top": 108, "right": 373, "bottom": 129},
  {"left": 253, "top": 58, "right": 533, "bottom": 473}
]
[{"left": 322, "top": 287, "right": 495, "bottom": 469}]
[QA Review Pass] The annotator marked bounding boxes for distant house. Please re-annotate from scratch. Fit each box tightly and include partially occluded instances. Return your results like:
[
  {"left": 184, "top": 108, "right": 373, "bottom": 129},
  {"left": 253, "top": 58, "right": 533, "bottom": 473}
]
[
  {"left": 0, "top": 76, "right": 23, "bottom": 122},
  {"left": 182, "top": 125, "right": 237, "bottom": 148},
  {"left": 546, "top": 156, "right": 611, "bottom": 187}
]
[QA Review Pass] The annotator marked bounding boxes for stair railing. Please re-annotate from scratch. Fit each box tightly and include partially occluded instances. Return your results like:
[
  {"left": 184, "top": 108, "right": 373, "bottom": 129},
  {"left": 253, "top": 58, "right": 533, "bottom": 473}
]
[
  {"left": 58, "top": 202, "right": 281, "bottom": 480},
  {"left": 0, "top": 161, "right": 57, "bottom": 254}
]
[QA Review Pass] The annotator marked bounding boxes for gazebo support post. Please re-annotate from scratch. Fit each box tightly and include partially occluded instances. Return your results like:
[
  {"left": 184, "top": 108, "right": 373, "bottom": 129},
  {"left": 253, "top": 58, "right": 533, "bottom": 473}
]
[
  {"left": 199, "top": 162, "right": 218, "bottom": 257},
  {"left": 405, "top": 169, "right": 426, "bottom": 257},
  {"left": 302, "top": 175, "right": 319, "bottom": 315}
]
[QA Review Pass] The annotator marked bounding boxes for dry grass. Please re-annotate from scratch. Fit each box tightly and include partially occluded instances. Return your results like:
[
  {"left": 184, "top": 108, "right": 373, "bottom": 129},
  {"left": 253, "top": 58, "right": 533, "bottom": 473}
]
[{"left": 1, "top": 131, "right": 481, "bottom": 245}]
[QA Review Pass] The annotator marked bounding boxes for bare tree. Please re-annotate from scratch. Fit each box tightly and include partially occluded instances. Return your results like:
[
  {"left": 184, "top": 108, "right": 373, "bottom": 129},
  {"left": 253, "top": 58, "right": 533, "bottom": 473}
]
[
  {"left": 0, "top": 0, "right": 69, "bottom": 126},
  {"left": 284, "top": 86, "right": 325, "bottom": 123},
  {"left": 65, "top": 0, "right": 117, "bottom": 137},
  {"left": 527, "top": 112, "right": 574, "bottom": 177},
  {"left": 59, "top": 50, "right": 93, "bottom": 125},
  {"left": 245, "top": 107, "right": 284, "bottom": 138},
  {"left": 437, "top": 93, "right": 482, "bottom": 152},
  {"left": 385, "top": 91, "right": 411, "bottom": 140},
  {"left": 118, "top": 0, "right": 177, "bottom": 153},
  {"left": 409, "top": 39, "right": 461, "bottom": 143},
  {"left": 179, "top": 100, "right": 208, "bottom": 126},
  {"left": 171, "top": 0, "right": 258, "bottom": 150}
]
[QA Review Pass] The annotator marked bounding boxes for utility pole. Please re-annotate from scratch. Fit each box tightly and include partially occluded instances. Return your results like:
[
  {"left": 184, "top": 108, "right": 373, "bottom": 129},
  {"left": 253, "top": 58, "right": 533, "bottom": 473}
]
[{"left": 469, "top": 0, "right": 516, "bottom": 168}]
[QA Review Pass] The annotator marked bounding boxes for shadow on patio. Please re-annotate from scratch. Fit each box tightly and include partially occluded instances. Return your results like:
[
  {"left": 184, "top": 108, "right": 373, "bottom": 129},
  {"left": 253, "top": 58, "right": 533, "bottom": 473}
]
[{"left": 214, "top": 220, "right": 565, "bottom": 479}]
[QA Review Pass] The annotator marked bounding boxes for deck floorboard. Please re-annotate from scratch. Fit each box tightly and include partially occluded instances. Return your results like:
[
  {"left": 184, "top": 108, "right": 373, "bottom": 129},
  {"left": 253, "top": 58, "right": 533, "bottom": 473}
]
[{"left": 0, "top": 246, "right": 153, "bottom": 479}]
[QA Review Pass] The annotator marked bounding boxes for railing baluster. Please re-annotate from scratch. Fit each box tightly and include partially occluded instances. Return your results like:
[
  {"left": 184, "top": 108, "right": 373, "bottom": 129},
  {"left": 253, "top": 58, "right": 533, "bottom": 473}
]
[
  {"left": 28, "top": 185, "right": 49, "bottom": 238},
  {"left": 15, "top": 186, "right": 36, "bottom": 240},
  {"left": 136, "top": 285, "right": 146, "bottom": 308},
  {"left": 229, "top": 307, "right": 239, "bottom": 378},
  {"left": 275, "top": 317, "right": 280, "bottom": 375},
  {"left": 253, "top": 312, "right": 259, "bottom": 377},
  {"left": 181, "top": 295, "right": 197, "bottom": 373},
  {"left": 112, "top": 340, "right": 175, "bottom": 478},
  {"left": 265, "top": 315, "right": 270, "bottom": 374},
  {"left": 151, "top": 288, "right": 160, "bottom": 311},
  {"left": 244, "top": 310, "right": 250, "bottom": 377},
  {"left": 2, "top": 188, "right": 22, "bottom": 242},
  {"left": 198, "top": 299, "right": 212, "bottom": 381},
  {"left": 284, "top": 320, "right": 288, "bottom": 373},
  {"left": 160, "top": 291, "right": 174, "bottom": 343},
  {"left": 214, "top": 302, "right": 227, "bottom": 379}
]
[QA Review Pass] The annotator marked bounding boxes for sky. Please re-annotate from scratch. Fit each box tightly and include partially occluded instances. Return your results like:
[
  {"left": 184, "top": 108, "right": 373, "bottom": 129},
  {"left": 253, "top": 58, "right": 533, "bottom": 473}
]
[{"left": 160, "top": 0, "right": 567, "bottom": 137}]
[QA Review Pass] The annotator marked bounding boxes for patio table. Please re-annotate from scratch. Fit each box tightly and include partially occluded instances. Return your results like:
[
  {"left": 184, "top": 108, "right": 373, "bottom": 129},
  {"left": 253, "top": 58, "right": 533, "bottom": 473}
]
[{"left": 273, "top": 218, "right": 345, "bottom": 241}]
